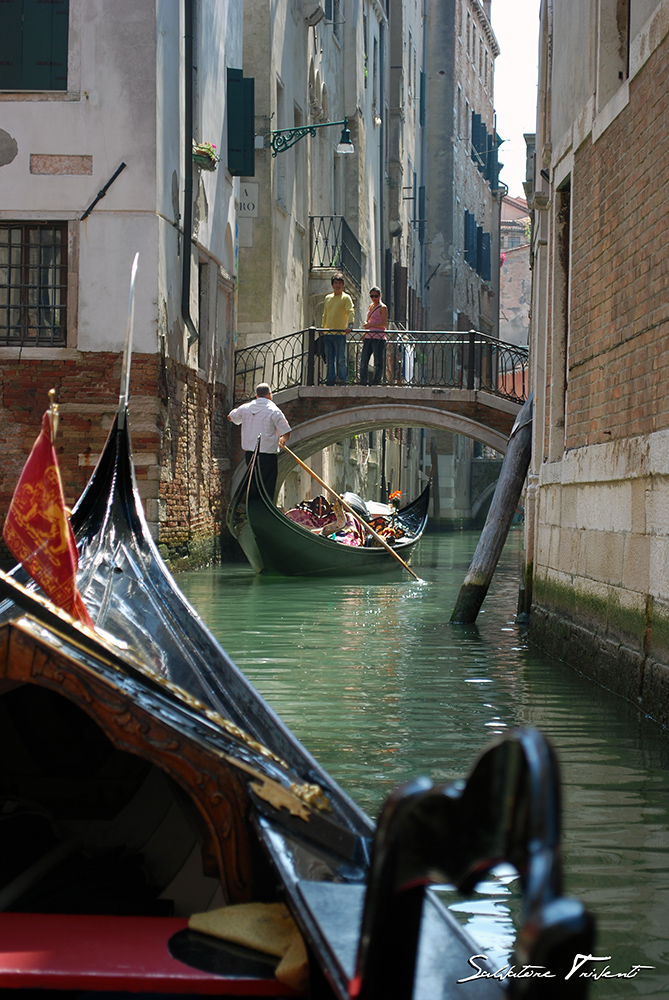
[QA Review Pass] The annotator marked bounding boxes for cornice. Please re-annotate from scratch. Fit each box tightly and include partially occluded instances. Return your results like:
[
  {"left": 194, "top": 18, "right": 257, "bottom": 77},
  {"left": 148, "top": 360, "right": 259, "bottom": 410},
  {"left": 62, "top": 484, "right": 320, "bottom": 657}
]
[{"left": 471, "top": 1, "right": 500, "bottom": 58}]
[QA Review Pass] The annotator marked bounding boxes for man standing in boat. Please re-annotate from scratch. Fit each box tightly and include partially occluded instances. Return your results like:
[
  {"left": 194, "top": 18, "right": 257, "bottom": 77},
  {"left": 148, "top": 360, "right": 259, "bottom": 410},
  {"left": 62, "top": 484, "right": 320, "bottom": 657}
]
[{"left": 228, "top": 384, "right": 291, "bottom": 499}]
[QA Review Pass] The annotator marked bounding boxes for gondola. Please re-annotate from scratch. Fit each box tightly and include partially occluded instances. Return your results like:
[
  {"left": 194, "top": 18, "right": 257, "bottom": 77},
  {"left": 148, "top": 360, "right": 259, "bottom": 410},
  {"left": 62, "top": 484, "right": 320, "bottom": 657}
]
[
  {"left": 0, "top": 403, "right": 596, "bottom": 998},
  {"left": 0, "top": 279, "right": 594, "bottom": 997},
  {"left": 227, "top": 446, "right": 430, "bottom": 577}
]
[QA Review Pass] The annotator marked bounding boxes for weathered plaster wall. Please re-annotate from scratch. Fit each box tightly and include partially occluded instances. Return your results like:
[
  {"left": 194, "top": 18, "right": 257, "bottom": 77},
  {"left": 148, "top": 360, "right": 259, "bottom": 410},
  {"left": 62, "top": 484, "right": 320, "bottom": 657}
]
[{"left": 0, "top": 0, "right": 242, "bottom": 568}]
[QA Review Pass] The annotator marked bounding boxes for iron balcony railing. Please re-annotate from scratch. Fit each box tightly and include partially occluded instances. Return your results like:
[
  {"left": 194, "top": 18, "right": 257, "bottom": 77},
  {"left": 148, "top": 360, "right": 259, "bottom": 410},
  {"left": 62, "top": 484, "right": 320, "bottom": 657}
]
[
  {"left": 233, "top": 328, "right": 529, "bottom": 405},
  {"left": 309, "top": 215, "right": 362, "bottom": 289}
]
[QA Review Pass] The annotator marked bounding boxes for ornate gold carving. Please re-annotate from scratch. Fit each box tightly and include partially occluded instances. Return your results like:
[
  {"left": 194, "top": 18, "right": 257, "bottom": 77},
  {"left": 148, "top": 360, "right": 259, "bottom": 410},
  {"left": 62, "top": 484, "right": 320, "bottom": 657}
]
[{"left": 290, "top": 782, "right": 331, "bottom": 812}]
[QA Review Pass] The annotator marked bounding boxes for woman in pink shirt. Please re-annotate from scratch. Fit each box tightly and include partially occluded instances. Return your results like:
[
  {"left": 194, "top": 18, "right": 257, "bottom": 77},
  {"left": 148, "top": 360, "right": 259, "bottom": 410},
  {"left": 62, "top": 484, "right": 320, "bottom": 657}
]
[{"left": 359, "top": 287, "right": 388, "bottom": 385}]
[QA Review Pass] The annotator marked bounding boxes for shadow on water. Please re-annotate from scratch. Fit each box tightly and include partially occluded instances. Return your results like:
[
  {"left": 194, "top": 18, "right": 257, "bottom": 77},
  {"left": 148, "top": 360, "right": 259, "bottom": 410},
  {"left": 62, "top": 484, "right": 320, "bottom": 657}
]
[{"left": 178, "top": 531, "right": 669, "bottom": 997}]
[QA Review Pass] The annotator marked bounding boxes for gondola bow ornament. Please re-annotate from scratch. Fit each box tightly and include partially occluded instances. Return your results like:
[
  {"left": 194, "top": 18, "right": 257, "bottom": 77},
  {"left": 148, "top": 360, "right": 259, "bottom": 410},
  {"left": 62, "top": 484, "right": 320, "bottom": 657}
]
[{"left": 2, "top": 397, "right": 94, "bottom": 629}]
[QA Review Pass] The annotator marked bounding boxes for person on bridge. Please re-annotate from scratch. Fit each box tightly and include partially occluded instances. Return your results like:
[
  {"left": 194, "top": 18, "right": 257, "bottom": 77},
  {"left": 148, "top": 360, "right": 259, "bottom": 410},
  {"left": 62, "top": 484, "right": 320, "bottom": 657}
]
[
  {"left": 359, "top": 286, "right": 388, "bottom": 385},
  {"left": 321, "top": 272, "right": 355, "bottom": 386},
  {"left": 228, "top": 383, "right": 291, "bottom": 500}
]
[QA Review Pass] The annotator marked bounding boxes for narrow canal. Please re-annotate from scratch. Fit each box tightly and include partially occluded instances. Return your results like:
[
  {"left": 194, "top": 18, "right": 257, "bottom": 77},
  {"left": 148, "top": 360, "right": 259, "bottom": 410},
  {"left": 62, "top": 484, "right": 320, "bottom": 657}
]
[{"left": 178, "top": 531, "right": 669, "bottom": 997}]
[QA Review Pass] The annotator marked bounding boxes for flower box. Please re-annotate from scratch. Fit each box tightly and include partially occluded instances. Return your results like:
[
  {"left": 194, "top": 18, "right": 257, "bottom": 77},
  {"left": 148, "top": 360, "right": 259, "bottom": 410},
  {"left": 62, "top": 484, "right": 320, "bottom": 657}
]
[{"left": 192, "top": 142, "right": 219, "bottom": 171}]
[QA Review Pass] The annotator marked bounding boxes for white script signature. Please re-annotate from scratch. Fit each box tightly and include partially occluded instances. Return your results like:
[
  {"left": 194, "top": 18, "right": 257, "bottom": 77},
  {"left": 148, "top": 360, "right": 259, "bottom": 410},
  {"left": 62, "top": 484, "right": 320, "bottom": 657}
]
[{"left": 457, "top": 953, "right": 655, "bottom": 984}]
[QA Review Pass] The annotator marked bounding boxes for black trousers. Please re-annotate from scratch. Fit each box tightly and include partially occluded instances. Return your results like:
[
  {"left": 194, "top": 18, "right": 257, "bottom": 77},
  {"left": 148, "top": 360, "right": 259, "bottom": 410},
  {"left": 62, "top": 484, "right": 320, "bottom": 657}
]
[
  {"left": 360, "top": 337, "right": 386, "bottom": 384},
  {"left": 245, "top": 451, "right": 278, "bottom": 499}
]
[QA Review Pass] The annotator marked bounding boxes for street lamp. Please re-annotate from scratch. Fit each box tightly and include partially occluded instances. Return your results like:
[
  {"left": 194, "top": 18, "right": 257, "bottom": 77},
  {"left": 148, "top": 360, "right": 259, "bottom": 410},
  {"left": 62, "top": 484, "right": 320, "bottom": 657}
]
[{"left": 269, "top": 117, "right": 354, "bottom": 157}]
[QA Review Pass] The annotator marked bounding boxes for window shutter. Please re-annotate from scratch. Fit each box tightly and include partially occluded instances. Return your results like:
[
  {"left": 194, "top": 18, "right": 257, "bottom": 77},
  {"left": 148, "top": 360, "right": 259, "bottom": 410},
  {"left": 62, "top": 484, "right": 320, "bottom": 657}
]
[
  {"left": 24, "top": 0, "right": 68, "bottom": 90},
  {"left": 227, "top": 68, "right": 255, "bottom": 177},
  {"left": 492, "top": 132, "right": 503, "bottom": 189},
  {"left": 0, "top": 0, "right": 69, "bottom": 91},
  {"left": 393, "top": 262, "right": 408, "bottom": 326},
  {"left": 471, "top": 113, "right": 480, "bottom": 165},
  {"left": 480, "top": 232, "right": 491, "bottom": 281},
  {"left": 476, "top": 225, "right": 483, "bottom": 274},
  {"left": 465, "top": 212, "right": 478, "bottom": 270}
]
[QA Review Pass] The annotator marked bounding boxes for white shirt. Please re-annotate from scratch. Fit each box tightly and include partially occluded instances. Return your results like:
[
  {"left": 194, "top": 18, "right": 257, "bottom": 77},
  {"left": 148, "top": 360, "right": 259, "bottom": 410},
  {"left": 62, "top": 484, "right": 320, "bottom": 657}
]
[{"left": 228, "top": 396, "right": 291, "bottom": 453}]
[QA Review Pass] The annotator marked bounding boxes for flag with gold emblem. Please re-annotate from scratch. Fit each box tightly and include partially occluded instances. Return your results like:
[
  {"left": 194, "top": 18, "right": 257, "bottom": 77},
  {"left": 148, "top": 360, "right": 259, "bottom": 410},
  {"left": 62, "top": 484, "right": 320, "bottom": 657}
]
[{"left": 3, "top": 409, "right": 94, "bottom": 628}]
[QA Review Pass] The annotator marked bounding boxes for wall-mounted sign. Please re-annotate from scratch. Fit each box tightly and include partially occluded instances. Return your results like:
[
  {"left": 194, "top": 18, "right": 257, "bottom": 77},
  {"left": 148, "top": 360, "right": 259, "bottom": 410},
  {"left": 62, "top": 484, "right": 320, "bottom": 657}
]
[{"left": 238, "top": 183, "right": 258, "bottom": 217}]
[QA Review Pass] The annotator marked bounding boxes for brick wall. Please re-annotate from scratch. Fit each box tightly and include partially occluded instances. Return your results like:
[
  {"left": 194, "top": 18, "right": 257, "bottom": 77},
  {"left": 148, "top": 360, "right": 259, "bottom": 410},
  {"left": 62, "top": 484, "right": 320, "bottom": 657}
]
[
  {"left": 0, "top": 354, "right": 230, "bottom": 569},
  {"left": 566, "top": 40, "right": 669, "bottom": 449}
]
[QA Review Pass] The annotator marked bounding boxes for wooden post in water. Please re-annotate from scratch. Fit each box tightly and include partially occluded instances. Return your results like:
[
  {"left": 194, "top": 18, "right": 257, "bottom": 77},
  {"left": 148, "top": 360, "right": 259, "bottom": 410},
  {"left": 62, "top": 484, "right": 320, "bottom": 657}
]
[{"left": 450, "top": 393, "right": 533, "bottom": 624}]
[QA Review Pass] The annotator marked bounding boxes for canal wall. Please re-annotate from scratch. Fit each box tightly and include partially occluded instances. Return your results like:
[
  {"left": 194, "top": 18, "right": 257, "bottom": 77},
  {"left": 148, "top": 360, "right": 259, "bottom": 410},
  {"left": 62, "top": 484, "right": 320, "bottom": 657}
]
[
  {"left": 0, "top": 354, "right": 228, "bottom": 573},
  {"left": 528, "top": 432, "right": 669, "bottom": 728}
]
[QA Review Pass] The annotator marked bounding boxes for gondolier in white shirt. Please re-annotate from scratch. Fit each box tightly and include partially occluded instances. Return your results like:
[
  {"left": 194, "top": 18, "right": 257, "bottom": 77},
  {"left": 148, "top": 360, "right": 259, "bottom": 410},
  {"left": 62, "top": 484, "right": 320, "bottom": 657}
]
[{"left": 228, "top": 383, "right": 291, "bottom": 499}]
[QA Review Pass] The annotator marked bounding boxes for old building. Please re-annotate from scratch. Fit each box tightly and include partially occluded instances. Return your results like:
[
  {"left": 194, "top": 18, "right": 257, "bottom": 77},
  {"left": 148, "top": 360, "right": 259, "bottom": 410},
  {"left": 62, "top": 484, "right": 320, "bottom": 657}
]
[
  {"left": 0, "top": 0, "right": 244, "bottom": 569},
  {"left": 499, "top": 195, "right": 530, "bottom": 346},
  {"left": 420, "top": 0, "right": 504, "bottom": 527},
  {"left": 526, "top": 0, "right": 669, "bottom": 720},
  {"left": 236, "top": 0, "right": 388, "bottom": 342},
  {"left": 424, "top": 0, "right": 501, "bottom": 336}
]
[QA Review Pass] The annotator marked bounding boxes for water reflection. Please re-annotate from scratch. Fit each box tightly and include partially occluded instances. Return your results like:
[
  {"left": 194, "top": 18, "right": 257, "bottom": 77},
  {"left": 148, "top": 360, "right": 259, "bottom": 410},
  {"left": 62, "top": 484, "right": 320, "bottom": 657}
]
[{"left": 178, "top": 531, "right": 669, "bottom": 997}]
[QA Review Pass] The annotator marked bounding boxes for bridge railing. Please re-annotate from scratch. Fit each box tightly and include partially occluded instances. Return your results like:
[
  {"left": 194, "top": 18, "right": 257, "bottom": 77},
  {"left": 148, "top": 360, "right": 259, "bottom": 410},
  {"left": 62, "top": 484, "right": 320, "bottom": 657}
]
[{"left": 233, "top": 328, "right": 529, "bottom": 405}]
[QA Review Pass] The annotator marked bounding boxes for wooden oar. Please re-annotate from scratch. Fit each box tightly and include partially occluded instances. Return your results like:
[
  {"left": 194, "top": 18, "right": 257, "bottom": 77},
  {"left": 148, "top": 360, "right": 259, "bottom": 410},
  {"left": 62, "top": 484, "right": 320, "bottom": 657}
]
[{"left": 280, "top": 444, "right": 422, "bottom": 582}]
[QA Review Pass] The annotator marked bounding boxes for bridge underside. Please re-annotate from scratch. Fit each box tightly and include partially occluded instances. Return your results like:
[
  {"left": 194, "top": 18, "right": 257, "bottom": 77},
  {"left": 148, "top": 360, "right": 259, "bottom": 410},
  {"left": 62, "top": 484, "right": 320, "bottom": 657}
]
[{"left": 231, "top": 386, "right": 521, "bottom": 493}]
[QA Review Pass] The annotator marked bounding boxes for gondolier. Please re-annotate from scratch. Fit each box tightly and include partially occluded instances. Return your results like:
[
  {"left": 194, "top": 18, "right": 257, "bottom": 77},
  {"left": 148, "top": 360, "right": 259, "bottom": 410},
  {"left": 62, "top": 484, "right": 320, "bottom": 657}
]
[{"left": 228, "top": 383, "right": 291, "bottom": 499}]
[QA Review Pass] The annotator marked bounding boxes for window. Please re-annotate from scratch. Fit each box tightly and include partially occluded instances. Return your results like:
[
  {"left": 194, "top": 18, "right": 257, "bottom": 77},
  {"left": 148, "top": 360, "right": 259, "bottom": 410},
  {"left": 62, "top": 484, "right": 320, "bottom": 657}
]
[
  {"left": 227, "top": 69, "right": 255, "bottom": 177},
  {"left": 0, "top": 0, "right": 69, "bottom": 91},
  {"left": 0, "top": 224, "right": 68, "bottom": 347},
  {"left": 463, "top": 211, "right": 491, "bottom": 281}
]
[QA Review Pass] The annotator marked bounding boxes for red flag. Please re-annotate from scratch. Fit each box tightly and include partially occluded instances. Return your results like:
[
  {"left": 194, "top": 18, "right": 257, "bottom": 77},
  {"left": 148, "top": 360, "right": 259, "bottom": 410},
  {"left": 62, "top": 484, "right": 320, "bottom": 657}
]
[{"left": 3, "top": 411, "right": 94, "bottom": 629}]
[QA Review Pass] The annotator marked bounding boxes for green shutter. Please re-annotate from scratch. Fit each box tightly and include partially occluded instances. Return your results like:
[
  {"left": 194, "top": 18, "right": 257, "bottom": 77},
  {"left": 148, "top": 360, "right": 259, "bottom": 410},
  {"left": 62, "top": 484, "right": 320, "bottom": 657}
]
[
  {"left": 0, "top": 0, "right": 24, "bottom": 89},
  {"left": 51, "top": 0, "right": 69, "bottom": 89},
  {"left": 0, "top": 0, "right": 68, "bottom": 90},
  {"left": 227, "top": 68, "right": 255, "bottom": 177},
  {"left": 480, "top": 232, "right": 491, "bottom": 281}
]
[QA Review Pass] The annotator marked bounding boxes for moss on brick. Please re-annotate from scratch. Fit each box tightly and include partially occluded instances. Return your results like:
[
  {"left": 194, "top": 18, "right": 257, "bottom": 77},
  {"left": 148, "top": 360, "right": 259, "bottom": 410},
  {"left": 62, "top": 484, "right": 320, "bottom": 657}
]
[
  {"left": 533, "top": 576, "right": 649, "bottom": 651},
  {"left": 531, "top": 577, "right": 669, "bottom": 724}
]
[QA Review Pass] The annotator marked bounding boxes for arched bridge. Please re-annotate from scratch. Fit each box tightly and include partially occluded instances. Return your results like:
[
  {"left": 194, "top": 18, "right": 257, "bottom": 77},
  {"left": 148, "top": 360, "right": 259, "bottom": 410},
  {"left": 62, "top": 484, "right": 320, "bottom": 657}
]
[{"left": 232, "top": 327, "right": 529, "bottom": 484}]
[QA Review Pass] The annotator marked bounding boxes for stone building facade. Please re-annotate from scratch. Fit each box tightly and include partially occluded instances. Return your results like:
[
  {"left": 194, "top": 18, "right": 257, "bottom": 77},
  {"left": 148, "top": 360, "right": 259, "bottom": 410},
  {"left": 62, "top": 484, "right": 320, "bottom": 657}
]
[
  {"left": 424, "top": 0, "right": 501, "bottom": 336},
  {"left": 526, "top": 0, "right": 669, "bottom": 722},
  {"left": 499, "top": 195, "right": 530, "bottom": 347}
]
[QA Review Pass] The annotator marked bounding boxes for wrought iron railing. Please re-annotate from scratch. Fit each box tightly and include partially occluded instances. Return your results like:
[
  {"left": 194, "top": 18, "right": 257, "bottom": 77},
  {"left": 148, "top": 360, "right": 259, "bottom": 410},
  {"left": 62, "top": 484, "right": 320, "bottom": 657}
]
[
  {"left": 233, "top": 328, "right": 529, "bottom": 405},
  {"left": 309, "top": 215, "right": 362, "bottom": 289}
]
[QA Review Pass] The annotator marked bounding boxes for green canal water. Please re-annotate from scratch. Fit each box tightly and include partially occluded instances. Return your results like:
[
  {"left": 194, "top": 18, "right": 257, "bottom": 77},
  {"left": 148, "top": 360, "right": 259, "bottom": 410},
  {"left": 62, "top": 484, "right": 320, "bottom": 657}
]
[{"left": 178, "top": 531, "right": 669, "bottom": 997}]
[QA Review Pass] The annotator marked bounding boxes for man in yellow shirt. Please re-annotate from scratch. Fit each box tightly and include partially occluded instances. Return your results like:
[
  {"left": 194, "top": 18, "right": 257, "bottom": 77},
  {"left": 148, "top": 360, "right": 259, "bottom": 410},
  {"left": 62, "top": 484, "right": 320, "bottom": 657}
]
[{"left": 321, "top": 273, "right": 354, "bottom": 386}]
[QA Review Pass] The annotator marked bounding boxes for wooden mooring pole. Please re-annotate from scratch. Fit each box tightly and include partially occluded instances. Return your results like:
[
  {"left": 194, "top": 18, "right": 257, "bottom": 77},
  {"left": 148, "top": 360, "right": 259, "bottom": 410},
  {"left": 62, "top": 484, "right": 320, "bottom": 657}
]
[{"left": 450, "top": 393, "right": 533, "bottom": 625}]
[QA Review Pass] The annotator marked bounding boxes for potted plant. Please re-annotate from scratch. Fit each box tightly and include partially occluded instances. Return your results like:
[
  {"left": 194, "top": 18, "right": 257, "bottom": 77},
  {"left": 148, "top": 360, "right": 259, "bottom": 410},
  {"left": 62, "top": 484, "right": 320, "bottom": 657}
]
[{"left": 192, "top": 141, "right": 220, "bottom": 171}]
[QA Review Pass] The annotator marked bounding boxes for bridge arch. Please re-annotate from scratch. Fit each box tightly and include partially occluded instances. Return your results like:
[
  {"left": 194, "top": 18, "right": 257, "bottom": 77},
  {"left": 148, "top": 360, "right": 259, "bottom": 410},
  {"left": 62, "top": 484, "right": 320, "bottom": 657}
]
[{"left": 230, "top": 387, "right": 520, "bottom": 493}]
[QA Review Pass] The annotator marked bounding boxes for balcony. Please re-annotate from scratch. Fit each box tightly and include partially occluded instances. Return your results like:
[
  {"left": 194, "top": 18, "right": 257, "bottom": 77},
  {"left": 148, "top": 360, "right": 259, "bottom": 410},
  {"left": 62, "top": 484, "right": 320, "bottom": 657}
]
[{"left": 309, "top": 216, "right": 362, "bottom": 291}]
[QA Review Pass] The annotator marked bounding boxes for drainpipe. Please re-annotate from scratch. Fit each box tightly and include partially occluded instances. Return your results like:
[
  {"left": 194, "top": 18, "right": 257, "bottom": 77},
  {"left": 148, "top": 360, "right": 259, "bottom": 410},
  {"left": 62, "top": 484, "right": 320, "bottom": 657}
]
[
  {"left": 379, "top": 21, "right": 385, "bottom": 282},
  {"left": 182, "top": 0, "right": 199, "bottom": 348},
  {"left": 420, "top": 0, "right": 427, "bottom": 312}
]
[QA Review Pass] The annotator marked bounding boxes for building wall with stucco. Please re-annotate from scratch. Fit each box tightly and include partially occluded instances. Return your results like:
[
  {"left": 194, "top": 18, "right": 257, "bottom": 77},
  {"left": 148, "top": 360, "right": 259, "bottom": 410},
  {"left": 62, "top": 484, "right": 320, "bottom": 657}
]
[{"left": 0, "top": 0, "right": 242, "bottom": 569}]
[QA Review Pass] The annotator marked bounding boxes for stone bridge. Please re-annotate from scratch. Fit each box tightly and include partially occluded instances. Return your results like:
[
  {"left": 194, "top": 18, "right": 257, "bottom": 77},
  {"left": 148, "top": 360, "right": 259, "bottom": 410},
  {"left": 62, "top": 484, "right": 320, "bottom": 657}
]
[
  {"left": 231, "top": 384, "right": 523, "bottom": 492},
  {"left": 231, "top": 328, "right": 528, "bottom": 490}
]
